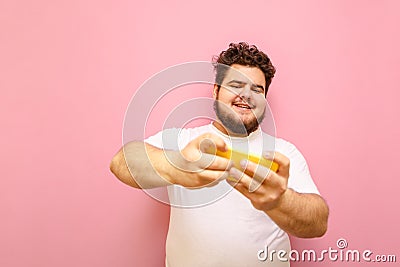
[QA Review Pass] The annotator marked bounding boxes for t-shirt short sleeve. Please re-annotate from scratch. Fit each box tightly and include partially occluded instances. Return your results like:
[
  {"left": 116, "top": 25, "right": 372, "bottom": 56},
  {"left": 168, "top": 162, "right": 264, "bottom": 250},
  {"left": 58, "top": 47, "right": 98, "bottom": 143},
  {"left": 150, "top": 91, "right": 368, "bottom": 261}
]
[{"left": 144, "top": 128, "right": 186, "bottom": 150}]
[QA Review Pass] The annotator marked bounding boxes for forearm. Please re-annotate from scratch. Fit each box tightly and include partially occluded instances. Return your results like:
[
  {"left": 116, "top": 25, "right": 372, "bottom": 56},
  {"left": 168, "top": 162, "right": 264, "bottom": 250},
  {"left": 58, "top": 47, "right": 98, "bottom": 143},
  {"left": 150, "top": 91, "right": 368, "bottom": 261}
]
[
  {"left": 266, "top": 189, "right": 329, "bottom": 238},
  {"left": 110, "top": 141, "right": 176, "bottom": 189}
]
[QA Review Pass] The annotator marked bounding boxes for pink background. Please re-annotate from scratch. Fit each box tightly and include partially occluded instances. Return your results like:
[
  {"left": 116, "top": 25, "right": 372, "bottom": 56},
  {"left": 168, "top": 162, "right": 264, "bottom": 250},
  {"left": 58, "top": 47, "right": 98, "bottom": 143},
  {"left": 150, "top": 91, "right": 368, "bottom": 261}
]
[{"left": 1, "top": 0, "right": 399, "bottom": 266}]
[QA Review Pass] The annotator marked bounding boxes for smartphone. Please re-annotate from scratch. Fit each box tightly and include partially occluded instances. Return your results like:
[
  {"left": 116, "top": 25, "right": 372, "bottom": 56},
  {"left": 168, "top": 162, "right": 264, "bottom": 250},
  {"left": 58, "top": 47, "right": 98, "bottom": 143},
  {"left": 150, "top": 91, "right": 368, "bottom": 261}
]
[{"left": 211, "top": 147, "right": 279, "bottom": 172}]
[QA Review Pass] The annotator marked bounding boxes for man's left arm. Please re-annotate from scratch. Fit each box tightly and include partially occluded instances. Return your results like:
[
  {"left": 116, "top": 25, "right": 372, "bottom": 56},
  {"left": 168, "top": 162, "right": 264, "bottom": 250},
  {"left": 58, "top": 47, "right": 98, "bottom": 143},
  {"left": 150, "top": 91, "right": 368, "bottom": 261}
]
[{"left": 227, "top": 152, "right": 329, "bottom": 238}]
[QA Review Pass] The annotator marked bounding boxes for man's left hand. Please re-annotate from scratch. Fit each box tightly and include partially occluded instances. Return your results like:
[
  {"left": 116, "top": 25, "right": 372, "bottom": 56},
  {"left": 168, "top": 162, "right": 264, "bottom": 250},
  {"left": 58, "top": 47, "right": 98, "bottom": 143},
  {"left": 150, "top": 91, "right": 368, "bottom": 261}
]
[{"left": 227, "top": 151, "right": 290, "bottom": 211}]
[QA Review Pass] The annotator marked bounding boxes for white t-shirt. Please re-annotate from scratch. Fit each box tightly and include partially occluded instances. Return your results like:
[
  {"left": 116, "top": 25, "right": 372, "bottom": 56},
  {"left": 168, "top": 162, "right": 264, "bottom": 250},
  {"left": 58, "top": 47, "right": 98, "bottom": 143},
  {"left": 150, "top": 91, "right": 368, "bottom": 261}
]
[{"left": 145, "top": 124, "right": 320, "bottom": 267}]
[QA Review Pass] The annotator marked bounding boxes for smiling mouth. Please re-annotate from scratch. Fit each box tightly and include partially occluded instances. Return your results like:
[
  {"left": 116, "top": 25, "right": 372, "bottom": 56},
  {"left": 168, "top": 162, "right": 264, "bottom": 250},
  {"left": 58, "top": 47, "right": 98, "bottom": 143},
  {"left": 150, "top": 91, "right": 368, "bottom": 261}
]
[{"left": 233, "top": 102, "right": 253, "bottom": 110}]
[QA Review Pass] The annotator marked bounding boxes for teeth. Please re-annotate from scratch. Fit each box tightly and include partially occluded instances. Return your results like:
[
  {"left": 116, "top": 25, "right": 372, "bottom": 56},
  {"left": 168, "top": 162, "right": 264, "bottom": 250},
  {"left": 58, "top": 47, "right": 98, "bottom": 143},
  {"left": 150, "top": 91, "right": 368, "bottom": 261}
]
[{"left": 234, "top": 103, "right": 250, "bottom": 109}]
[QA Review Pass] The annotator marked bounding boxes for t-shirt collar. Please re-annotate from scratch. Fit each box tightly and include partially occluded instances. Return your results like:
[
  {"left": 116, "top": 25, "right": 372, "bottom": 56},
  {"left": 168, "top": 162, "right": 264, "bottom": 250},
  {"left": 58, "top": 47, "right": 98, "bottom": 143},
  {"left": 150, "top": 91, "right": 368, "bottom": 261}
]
[{"left": 210, "top": 122, "right": 262, "bottom": 142}]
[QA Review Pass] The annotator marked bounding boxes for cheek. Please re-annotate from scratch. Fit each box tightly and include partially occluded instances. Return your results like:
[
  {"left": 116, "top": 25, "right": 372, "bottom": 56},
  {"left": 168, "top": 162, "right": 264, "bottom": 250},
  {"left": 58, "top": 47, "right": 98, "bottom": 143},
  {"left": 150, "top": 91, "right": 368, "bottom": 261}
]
[
  {"left": 218, "top": 89, "right": 236, "bottom": 102},
  {"left": 255, "top": 99, "right": 267, "bottom": 111}
]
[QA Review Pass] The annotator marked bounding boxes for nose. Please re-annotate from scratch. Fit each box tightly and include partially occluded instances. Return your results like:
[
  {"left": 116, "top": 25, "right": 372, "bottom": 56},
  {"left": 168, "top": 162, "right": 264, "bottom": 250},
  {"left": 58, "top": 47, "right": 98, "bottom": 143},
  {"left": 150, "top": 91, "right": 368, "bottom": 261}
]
[{"left": 238, "top": 85, "right": 252, "bottom": 100}]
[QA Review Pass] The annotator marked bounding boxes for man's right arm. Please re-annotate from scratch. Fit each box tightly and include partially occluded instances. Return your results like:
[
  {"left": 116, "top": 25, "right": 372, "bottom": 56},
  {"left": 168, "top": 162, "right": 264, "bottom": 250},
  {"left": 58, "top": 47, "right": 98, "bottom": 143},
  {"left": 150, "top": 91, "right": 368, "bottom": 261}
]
[
  {"left": 109, "top": 134, "right": 232, "bottom": 189},
  {"left": 110, "top": 141, "right": 176, "bottom": 189}
]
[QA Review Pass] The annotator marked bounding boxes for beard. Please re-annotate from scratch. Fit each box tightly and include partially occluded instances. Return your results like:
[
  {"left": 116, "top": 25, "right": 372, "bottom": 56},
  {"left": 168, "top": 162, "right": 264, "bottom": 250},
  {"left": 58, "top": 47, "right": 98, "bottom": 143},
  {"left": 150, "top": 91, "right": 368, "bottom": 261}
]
[{"left": 213, "top": 100, "right": 265, "bottom": 135}]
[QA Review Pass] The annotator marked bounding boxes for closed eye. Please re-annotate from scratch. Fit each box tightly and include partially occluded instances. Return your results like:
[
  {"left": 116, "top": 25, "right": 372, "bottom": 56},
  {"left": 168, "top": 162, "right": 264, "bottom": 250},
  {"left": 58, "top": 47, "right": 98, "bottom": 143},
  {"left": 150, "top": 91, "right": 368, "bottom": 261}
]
[
  {"left": 251, "top": 86, "right": 264, "bottom": 94},
  {"left": 227, "top": 81, "right": 246, "bottom": 88}
]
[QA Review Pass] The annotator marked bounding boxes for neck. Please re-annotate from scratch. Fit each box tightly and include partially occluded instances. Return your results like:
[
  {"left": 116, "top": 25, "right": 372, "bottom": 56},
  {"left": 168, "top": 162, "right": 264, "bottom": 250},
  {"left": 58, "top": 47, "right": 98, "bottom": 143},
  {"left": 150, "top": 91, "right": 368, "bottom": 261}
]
[{"left": 212, "top": 121, "right": 249, "bottom": 137}]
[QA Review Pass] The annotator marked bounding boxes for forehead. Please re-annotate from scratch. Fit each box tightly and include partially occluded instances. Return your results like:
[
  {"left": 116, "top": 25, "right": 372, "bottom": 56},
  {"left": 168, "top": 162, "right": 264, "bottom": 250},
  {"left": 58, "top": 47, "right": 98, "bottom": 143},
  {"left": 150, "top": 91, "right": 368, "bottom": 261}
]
[{"left": 222, "top": 64, "right": 266, "bottom": 86}]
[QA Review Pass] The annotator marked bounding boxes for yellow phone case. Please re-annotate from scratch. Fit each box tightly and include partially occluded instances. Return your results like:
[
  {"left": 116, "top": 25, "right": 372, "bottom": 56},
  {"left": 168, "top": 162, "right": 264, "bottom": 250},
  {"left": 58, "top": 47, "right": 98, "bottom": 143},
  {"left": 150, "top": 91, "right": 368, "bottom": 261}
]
[{"left": 213, "top": 147, "right": 279, "bottom": 172}]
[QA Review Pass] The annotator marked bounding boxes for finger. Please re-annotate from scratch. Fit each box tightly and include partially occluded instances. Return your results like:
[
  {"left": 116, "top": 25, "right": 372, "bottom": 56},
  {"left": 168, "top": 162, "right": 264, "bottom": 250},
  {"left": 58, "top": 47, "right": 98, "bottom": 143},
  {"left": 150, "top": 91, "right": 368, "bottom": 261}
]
[
  {"left": 229, "top": 167, "right": 263, "bottom": 193},
  {"left": 200, "top": 170, "right": 230, "bottom": 188},
  {"left": 198, "top": 169, "right": 230, "bottom": 182},
  {"left": 239, "top": 159, "right": 274, "bottom": 184},
  {"left": 184, "top": 170, "right": 229, "bottom": 189},
  {"left": 200, "top": 153, "right": 233, "bottom": 171},
  {"left": 198, "top": 133, "right": 227, "bottom": 153},
  {"left": 227, "top": 179, "right": 253, "bottom": 199},
  {"left": 247, "top": 161, "right": 283, "bottom": 190},
  {"left": 239, "top": 160, "right": 272, "bottom": 193},
  {"left": 264, "top": 151, "right": 290, "bottom": 177}
]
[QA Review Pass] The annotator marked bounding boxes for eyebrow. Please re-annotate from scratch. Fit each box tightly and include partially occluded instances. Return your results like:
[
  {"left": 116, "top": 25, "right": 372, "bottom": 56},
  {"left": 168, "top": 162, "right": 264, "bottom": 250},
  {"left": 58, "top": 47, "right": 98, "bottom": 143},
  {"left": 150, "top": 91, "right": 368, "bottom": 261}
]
[{"left": 227, "top": 80, "right": 265, "bottom": 91}]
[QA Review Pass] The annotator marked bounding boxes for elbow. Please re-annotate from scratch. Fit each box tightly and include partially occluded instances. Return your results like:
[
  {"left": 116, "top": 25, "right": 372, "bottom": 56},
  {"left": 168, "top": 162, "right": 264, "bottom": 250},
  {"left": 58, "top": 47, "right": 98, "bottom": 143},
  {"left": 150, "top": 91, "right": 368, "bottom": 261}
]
[
  {"left": 294, "top": 221, "right": 328, "bottom": 239},
  {"left": 314, "top": 220, "right": 328, "bottom": 238},
  {"left": 318, "top": 202, "right": 330, "bottom": 237},
  {"left": 296, "top": 202, "right": 329, "bottom": 238},
  {"left": 109, "top": 150, "right": 141, "bottom": 189},
  {"left": 308, "top": 206, "right": 329, "bottom": 238},
  {"left": 109, "top": 153, "right": 121, "bottom": 177},
  {"left": 311, "top": 205, "right": 329, "bottom": 238}
]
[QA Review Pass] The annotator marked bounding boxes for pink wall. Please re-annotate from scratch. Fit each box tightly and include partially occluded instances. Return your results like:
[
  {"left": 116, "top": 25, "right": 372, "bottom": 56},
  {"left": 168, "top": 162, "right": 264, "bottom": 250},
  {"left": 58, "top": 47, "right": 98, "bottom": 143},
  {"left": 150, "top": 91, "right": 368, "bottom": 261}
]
[{"left": 1, "top": 0, "right": 399, "bottom": 266}]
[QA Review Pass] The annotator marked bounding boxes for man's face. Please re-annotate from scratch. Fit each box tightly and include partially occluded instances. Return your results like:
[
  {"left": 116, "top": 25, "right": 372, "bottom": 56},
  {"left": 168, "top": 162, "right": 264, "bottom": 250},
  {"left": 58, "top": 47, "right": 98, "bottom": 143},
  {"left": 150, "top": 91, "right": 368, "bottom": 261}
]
[{"left": 213, "top": 64, "right": 267, "bottom": 136}]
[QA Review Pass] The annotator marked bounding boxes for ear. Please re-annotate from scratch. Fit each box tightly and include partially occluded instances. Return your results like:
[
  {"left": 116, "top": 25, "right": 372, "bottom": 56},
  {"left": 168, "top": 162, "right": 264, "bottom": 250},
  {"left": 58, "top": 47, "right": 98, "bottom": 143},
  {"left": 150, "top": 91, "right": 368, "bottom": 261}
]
[{"left": 213, "top": 84, "right": 219, "bottom": 99}]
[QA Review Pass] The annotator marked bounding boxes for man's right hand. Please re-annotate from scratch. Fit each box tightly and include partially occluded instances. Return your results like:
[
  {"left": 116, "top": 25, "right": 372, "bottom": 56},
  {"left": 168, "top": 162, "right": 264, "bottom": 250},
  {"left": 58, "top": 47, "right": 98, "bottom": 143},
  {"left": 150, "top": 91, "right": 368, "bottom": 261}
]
[{"left": 167, "top": 133, "right": 232, "bottom": 188}]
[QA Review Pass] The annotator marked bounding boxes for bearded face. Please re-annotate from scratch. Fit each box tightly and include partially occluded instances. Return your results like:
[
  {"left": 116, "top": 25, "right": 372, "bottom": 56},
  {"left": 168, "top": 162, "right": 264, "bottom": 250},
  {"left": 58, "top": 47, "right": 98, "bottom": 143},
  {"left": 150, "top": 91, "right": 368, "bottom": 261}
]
[
  {"left": 214, "top": 97, "right": 265, "bottom": 135},
  {"left": 213, "top": 64, "right": 267, "bottom": 136}
]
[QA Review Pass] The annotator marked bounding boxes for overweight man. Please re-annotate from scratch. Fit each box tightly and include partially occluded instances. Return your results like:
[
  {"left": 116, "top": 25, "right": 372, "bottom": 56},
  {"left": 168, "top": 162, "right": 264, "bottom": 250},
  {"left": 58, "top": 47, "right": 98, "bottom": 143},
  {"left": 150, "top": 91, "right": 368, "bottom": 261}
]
[{"left": 110, "top": 42, "right": 329, "bottom": 266}]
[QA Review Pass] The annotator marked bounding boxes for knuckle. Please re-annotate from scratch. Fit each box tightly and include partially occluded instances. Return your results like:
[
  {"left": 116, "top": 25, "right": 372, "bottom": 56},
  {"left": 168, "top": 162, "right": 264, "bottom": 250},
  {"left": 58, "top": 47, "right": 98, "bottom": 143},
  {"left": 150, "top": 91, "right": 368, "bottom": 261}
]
[
  {"left": 264, "top": 171, "right": 273, "bottom": 181},
  {"left": 264, "top": 193, "right": 279, "bottom": 204},
  {"left": 279, "top": 156, "right": 289, "bottom": 166},
  {"left": 246, "top": 162, "right": 256, "bottom": 173},
  {"left": 281, "top": 181, "right": 288, "bottom": 192},
  {"left": 251, "top": 199, "right": 262, "bottom": 210},
  {"left": 195, "top": 176, "right": 206, "bottom": 187},
  {"left": 285, "top": 160, "right": 290, "bottom": 168}
]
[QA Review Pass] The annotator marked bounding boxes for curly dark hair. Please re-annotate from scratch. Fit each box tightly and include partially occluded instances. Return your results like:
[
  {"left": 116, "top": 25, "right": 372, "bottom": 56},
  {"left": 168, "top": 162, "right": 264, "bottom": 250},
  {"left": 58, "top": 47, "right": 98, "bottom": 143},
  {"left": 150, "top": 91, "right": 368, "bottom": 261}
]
[{"left": 213, "top": 42, "right": 276, "bottom": 94}]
